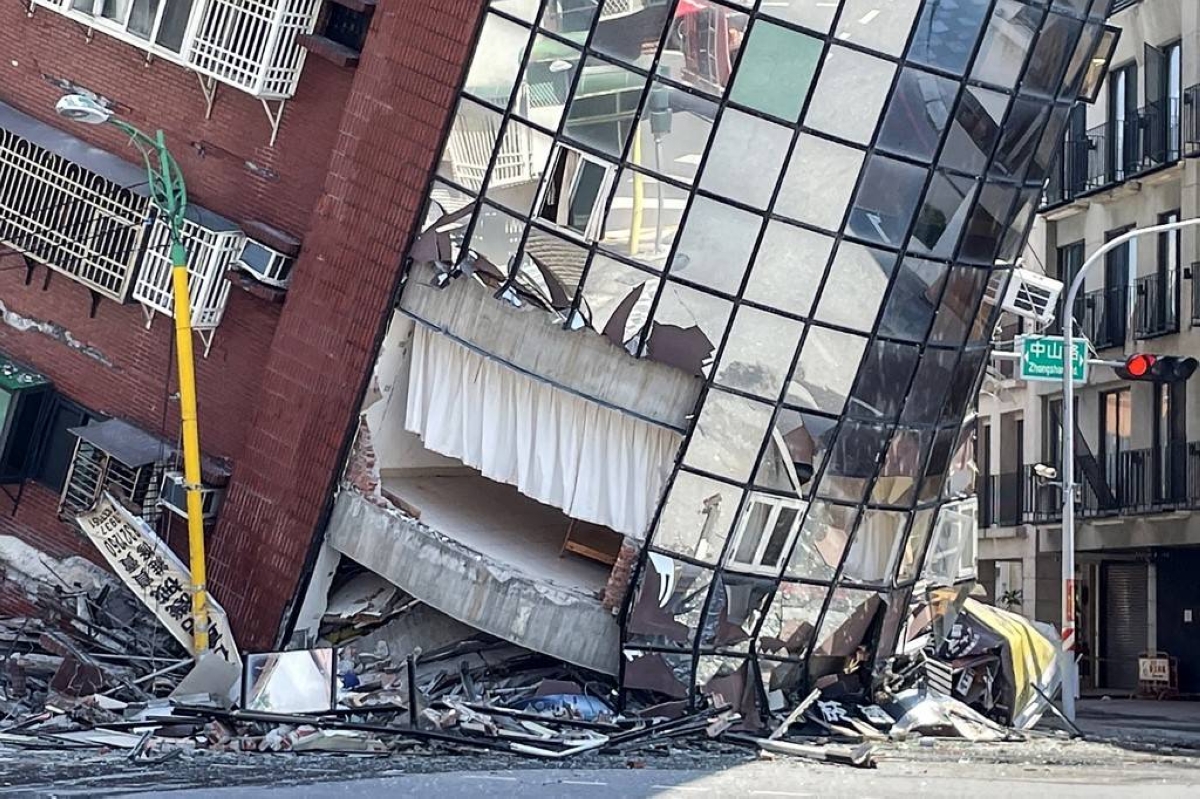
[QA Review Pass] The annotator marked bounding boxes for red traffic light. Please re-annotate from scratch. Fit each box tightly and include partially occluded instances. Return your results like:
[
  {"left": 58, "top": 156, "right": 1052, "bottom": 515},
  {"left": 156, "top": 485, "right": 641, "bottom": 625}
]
[{"left": 1124, "top": 353, "right": 1155, "bottom": 378}]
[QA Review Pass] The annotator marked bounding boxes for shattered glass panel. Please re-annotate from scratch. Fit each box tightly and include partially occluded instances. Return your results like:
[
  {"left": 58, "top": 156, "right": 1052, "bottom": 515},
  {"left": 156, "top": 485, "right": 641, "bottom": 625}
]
[
  {"left": 817, "top": 421, "right": 890, "bottom": 503},
  {"left": 841, "top": 509, "right": 908, "bottom": 585},
  {"left": 683, "top": 389, "right": 774, "bottom": 483},
  {"left": 244, "top": 650, "right": 335, "bottom": 713},
  {"left": 648, "top": 281, "right": 733, "bottom": 374},
  {"left": 518, "top": 226, "right": 590, "bottom": 311},
  {"left": 813, "top": 588, "right": 882, "bottom": 658},
  {"left": 803, "top": 45, "right": 895, "bottom": 145},
  {"left": 464, "top": 13, "right": 533, "bottom": 107},
  {"left": 652, "top": 471, "right": 743, "bottom": 563},
  {"left": 669, "top": 196, "right": 762, "bottom": 295},
  {"left": 787, "top": 326, "right": 867, "bottom": 416},
  {"left": 578, "top": 254, "right": 658, "bottom": 345},
  {"left": 754, "top": 409, "right": 837, "bottom": 498},
  {"left": 760, "top": 582, "right": 827, "bottom": 659},
  {"left": 467, "top": 203, "right": 526, "bottom": 278},
  {"left": 744, "top": 221, "right": 835, "bottom": 318},
  {"left": 623, "top": 649, "right": 692, "bottom": 698},
  {"left": 785, "top": 501, "right": 859, "bottom": 582},
  {"left": 626, "top": 552, "right": 715, "bottom": 647},
  {"left": 715, "top": 307, "right": 804, "bottom": 401},
  {"left": 777, "top": 135, "right": 865, "bottom": 233},
  {"left": 701, "top": 573, "right": 776, "bottom": 649},
  {"left": 600, "top": 168, "right": 688, "bottom": 269},
  {"left": 409, "top": 181, "right": 475, "bottom": 271},
  {"left": 759, "top": 656, "right": 805, "bottom": 701},
  {"left": 700, "top": 109, "right": 791, "bottom": 210},
  {"left": 812, "top": 243, "right": 895, "bottom": 333},
  {"left": 697, "top": 655, "right": 758, "bottom": 723}
]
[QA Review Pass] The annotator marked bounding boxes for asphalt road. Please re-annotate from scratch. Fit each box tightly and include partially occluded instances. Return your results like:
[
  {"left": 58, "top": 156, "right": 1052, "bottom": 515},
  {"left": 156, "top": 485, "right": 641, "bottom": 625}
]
[{"left": 118, "top": 759, "right": 1200, "bottom": 799}]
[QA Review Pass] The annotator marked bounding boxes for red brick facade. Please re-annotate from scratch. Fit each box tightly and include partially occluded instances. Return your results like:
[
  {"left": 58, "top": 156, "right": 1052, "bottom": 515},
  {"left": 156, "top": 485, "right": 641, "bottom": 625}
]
[{"left": 0, "top": 1, "right": 485, "bottom": 648}]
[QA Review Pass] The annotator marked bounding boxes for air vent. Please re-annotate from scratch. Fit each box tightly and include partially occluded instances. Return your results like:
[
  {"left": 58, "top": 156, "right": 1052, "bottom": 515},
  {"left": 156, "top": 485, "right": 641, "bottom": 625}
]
[
  {"left": 234, "top": 239, "right": 295, "bottom": 288},
  {"left": 159, "top": 471, "right": 224, "bottom": 522},
  {"left": 986, "top": 268, "right": 1062, "bottom": 325}
]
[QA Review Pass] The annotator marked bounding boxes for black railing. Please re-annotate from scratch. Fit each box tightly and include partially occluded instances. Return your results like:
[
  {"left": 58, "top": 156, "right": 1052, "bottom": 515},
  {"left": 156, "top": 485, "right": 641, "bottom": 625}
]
[
  {"left": 1109, "top": 0, "right": 1140, "bottom": 13},
  {"left": 1081, "top": 285, "right": 1127, "bottom": 349},
  {"left": 1133, "top": 271, "right": 1179, "bottom": 339},
  {"left": 1018, "top": 443, "right": 1200, "bottom": 524},
  {"left": 1047, "top": 294, "right": 1086, "bottom": 337},
  {"left": 1191, "top": 263, "right": 1200, "bottom": 326},
  {"left": 981, "top": 472, "right": 1024, "bottom": 528},
  {"left": 1044, "top": 98, "right": 1182, "bottom": 208},
  {"left": 1186, "top": 85, "right": 1200, "bottom": 158}
]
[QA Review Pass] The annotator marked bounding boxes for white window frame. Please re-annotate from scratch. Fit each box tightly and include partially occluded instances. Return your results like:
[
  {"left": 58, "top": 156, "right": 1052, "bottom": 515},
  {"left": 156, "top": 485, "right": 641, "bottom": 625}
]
[
  {"left": 32, "top": 0, "right": 200, "bottom": 63},
  {"left": 923, "top": 497, "right": 978, "bottom": 584},
  {"left": 533, "top": 144, "right": 617, "bottom": 243},
  {"left": 726, "top": 492, "right": 807, "bottom": 576}
]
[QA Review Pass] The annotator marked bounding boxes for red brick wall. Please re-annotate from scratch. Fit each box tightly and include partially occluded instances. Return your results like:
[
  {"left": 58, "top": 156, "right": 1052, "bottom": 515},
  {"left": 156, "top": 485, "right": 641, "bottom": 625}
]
[
  {"left": 0, "top": 9, "right": 352, "bottom": 602},
  {"left": 206, "top": 0, "right": 486, "bottom": 648}
]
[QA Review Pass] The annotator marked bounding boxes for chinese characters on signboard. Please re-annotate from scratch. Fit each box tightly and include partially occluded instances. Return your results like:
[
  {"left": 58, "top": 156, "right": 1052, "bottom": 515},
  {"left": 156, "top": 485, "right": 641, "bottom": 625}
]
[{"left": 76, "top": 494, "right": 239, "bottom": 666}]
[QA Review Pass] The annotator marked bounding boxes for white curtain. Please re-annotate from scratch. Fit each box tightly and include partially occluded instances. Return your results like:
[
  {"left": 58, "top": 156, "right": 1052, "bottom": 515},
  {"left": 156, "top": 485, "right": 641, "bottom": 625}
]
[{"left": 406, "top": 324, "right": 681, "bottom": 539}]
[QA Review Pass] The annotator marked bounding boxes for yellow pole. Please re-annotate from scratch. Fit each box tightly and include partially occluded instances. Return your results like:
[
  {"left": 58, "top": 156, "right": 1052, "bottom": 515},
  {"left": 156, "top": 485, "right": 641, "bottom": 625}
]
[
  {"left": 170, "top": 245, "right": 209, "bottom": 652},
  {"left": 628, "top": 128, "right": 643, "bottom": 255}
]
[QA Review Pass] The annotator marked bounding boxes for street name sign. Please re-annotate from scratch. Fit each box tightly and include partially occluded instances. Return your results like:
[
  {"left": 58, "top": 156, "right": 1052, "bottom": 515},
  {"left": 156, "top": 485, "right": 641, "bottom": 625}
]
[{"left": 1019, "top": 334, "right": 1088, "bottom": 383}]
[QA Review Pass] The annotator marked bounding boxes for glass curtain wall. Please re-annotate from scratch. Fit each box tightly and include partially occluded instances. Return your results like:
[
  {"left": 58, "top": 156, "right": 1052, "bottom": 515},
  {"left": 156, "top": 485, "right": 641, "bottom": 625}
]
[{"left": 402, "top": 0, "right": 1114, "bottom": 715}]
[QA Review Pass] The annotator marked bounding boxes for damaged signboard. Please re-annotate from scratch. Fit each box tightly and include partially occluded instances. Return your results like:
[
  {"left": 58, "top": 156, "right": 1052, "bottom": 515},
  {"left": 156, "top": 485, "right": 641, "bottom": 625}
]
[{"left": 76, "top": 493, "right": 239, "bottom": 666}]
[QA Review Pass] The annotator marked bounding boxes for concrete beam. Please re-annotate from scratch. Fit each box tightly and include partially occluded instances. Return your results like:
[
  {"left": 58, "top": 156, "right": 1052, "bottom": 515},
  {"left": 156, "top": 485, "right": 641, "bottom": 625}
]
[{"left": 325, "top": 491, "right": 620, "bottom": 675}]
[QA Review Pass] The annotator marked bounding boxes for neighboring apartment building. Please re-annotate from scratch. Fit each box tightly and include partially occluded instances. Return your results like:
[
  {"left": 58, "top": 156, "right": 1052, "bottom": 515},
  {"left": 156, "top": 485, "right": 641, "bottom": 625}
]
[
  {"left": 0, "top": 0, "right": 481, "bottom": 647},
  {"left": 978, "top": 0, "right": 1200, "bottom": 695}
]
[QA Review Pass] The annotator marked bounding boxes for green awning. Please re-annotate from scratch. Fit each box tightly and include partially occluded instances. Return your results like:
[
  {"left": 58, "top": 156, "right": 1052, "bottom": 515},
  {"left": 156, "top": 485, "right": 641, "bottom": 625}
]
[{"left": 0, "top": 353, "right": 49, "bottom": 393}]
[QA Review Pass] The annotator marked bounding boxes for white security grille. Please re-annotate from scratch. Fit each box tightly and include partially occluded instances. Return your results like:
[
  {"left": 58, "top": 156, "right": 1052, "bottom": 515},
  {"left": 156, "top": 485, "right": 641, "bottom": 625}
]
[
  {"left": 0, "top": 127, "right": 149, "bottom": 302},
  {"left": 135, "top": 215, "right": 242, "bottom": 330},
  {"left": 31, "top": 0, "right": 322, "bottom": 101}
]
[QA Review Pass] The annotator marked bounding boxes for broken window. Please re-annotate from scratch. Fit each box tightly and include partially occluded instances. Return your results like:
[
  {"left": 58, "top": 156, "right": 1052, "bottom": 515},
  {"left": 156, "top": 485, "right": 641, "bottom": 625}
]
[
  {"left": 0, "top": 355, "right": 52, "bottom": 486},
  {"left": 535, "top": 145, "right": 616, "bottom": 242},
  {"left": 726, "top": 493, "right": 806, "bottom": 576}
]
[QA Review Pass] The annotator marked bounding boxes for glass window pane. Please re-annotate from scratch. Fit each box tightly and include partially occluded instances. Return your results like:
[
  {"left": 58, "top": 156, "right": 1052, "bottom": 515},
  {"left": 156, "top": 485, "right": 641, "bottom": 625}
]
[
  {"left": 847, "top": 155, "right": 928, "bottom": 249},
  {"left": 939, "top": 86, "right": 1009, "bottom": 175},
  {"left": 813, "top": 242, "right": 895, "bottom": 332},
  {"left": 834, "top": 0, "right": 922, "bottom": 57},
  {"left": 664, "top": 1, "right": 750, "bottom": 98},
  {"left": 745, "top": 220, "right": 834, "bottom": 317},
  {"left": 648, "top": 281, "right": 733, "bottom": 374},
  {"left": 960, "top": 183, "right": 1017, "bottom": 264},
  {"left": 517, "top": 34, "right": 581, "bottom": 132},
  {"left": 919, "top": 425, "right": 960, "bottom": 503},
  {"left": 491, "top": 0, "right": 539, "bottom": 23},
  {"left": 626, "top": 552, "right": 714, "bottom": 645},
  {"left": 669, "top": 197, "right": 762, "bottom": 294},
  {"left": 813, "top": 588, "right": 882, "bottom": 658},
  {"left": 683, "top": 389, "right": 773, "bottom": 483},
  {"left": 579, "top": 254, "right": 658, "bottom": 344},
  {"left": 1000, "top": 188, "right": 1040, "bottom": 264},
  {"left": 1023, "top": 12, "right": 1083, "bottom": 98},
  {"left": 787, "top": 326, "right": 867, "bottom": 415},
  {"left": 944, "top": 348, "right": 986, "bottom": 420},
  {"left": 910, "top": 171, "right": 979, "bottom": 259},
  {"left": 970, "top": 0, "right": 1040, "bottom": 91},
  {"left": 818, "top": 421, "right": 890, "bottom": 502},
  {"left": 777, "top": 135, "right": 865, "bottom": 232},
  {"left": 729, "top": 21, "right": 823, "bottom": 122},
  {"left": 154, "top": 0, "right": 191, "bottom": 52},
  {"left": 518, "top": 226, "right": 590, "bottom": 310},
  {"left": 929, "top": 266, "right": 988, "bottom": 345},
  {"left": 438, "top": 98, "right": 505, "bottom": 192},
  {"left": 541, "top": 0, "right": 599, "bottom": 34},
  {"left": 756, "top": 408, "right": 837, "bottom": 497},
  {"left": 702, "top": 576, "right": 776, "bottom": 650},
  {"left": 842, "top": 509, "right": 908, "bottom": 585},
  {"left": 565, "top": 57, "right": 648, "bottom": 157},
  {"left": 990, "top": 98, "right": 1047, "bottom": 181},
  {"left": 906, "top": 0, "right": 990, "bottom": 76},
  {"left": 700, "top": 109, "right": 791, "bottom": 210},
  {"left": 877, "top": 68, "right": 959, "bottom": 162},
  {"left": 484, "top": 119, "right": 555, "bottom": 215},
  {"left": 591, "top": 0, "right": 669, "bottom": 69},
  {"left": 632, "top": 81, "right": 718, "bottom": 185},
  {"left": 715, "top": 308, "right": 805, "bottom": 400},
  {"left": 802, "top": 45, "right": 895, "bottom": 145},
  {"left": 897, "top": 506, "right": 936, "bottom": 582},
  {"left": 873, "top": 427, "right": 931, "bottom": 506},
  {"left": 468, "top": 203, "right": 526, "bottom": 277},
  {"left": 1060, "top": 21, "right": 1102, "bottom": 98},
  {"left": 878, "top": 256, "right": 945, "bottom": 342},
  {"left": 760, "top": 583, "right": 827, "bottom": 661},
  {"left": 849, "top": 339, "right": 920, "bottom": 423},
  {"left": 600, "top": 167, "right": 689, "bottom": 268},
  {"left": 901, "top": 348, "right": 957, "bottom": 425},
  {"left": 761, "top": 0, "right": 836, "bottom": 33},
  {"left": 465, "top": 13, "right": 533, "bottom": 106},
  {"left": 653, "top": 472, "right": 744, "bottom": 563},
  {"left": 786, "top": 503, "right": 859, "bottom": 582}
]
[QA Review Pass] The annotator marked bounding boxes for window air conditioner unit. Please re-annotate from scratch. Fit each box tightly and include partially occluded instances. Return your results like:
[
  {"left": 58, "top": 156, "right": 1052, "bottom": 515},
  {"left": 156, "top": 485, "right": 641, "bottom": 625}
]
[
  {"left": 235, "top": 239, "right": 295, "bottom": 288},
  {"left": 986, "top": 268, "right": 1062, "bottom": 325},
  {"left": 159, "top": 470, "right": 224, "bottom": 522}
]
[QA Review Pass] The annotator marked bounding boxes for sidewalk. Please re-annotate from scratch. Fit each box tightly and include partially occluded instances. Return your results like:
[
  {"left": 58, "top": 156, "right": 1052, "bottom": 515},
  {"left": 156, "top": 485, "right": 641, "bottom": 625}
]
[{"left": 1074, "top": 698, "right": 1200, "bottom": 750}]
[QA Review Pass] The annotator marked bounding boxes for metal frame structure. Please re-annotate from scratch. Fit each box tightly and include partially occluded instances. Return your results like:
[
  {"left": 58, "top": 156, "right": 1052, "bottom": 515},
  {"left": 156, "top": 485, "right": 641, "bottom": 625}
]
[{"left": 394, "top": 0, "right": 1115, "bottom": 714}]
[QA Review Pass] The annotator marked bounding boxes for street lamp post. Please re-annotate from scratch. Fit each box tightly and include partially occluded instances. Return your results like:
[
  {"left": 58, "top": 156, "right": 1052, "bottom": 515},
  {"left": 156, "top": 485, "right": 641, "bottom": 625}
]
[
  {"left": 1059, "top": 216, "right": 1200, "bottom": 721},
  {"left": 56, "top": 95, "right": 210, "bottom": 652}
]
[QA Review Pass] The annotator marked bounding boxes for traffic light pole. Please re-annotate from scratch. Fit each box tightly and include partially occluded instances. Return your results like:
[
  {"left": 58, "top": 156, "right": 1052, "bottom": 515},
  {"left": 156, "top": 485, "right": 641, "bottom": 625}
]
[{"left": 1059, "top": 217, "right": 1200, "bottom": 722}]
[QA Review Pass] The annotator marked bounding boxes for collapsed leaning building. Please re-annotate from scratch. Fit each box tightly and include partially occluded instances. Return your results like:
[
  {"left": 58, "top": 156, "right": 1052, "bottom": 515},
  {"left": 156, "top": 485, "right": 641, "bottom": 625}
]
[{"left": 0, "top": 0, "right": 1116, "bottom": 721}]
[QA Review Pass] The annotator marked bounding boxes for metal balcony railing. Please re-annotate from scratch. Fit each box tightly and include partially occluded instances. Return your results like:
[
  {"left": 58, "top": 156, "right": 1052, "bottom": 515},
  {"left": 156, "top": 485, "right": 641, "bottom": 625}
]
[
  {"left": 1133, "top": 271, "right": 1179, "bottom": 339},
  {"left": 1109, "top": 0, "right": 1141, "bottom": 13},
  {"left": 1185, "top": 84, "right": 1200, "bottom": 158},
  {"left": 980, "top": 472, "right": 1024, "bottom": 528},
  {"left": 1081, "top": 285, "right": 1127, "bottom": 349},
  {"left": 1020, "top": 443, "right": 1200, "bottom": 523},
  {"left": 1191, "top": 264, "right": 1200, "bottom": 326},
  {"left": 1043, "top": 98, "right": 1182, "bottom": 208}
]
